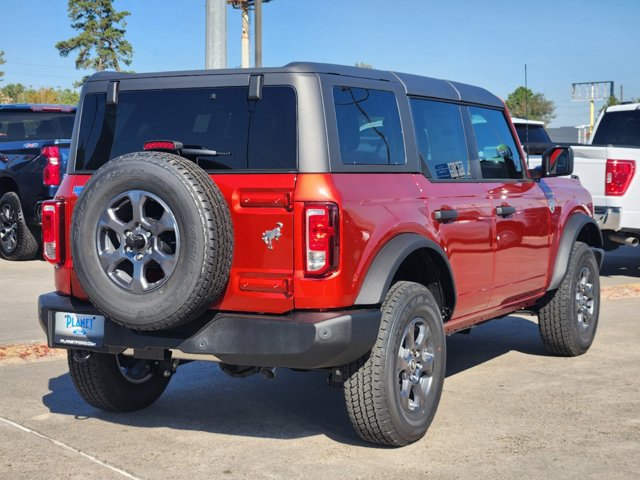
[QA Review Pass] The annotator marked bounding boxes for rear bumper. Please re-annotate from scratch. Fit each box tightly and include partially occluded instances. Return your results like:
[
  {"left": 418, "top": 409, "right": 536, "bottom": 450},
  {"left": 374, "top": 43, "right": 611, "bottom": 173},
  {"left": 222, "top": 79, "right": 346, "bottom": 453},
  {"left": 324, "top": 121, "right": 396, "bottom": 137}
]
[
  {"left": 39, "top": 292, "right": 381, "bottom": 369},
  {"left": 594, "top": 206, "right": 621, "bottom": 230}
]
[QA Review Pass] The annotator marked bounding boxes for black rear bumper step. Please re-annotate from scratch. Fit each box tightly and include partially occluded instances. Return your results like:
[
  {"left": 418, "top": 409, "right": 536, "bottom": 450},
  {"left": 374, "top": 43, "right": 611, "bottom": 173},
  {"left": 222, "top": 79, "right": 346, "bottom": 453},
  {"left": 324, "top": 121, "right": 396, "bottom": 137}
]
[{"left": 39, "top": 292, "right": 381, "bottom": 370}]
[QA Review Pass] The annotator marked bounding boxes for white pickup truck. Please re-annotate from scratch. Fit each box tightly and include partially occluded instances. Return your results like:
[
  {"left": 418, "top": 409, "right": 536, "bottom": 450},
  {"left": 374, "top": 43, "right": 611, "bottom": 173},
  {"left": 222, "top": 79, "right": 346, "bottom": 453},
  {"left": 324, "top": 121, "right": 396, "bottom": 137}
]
[{"left": 572, "top": 103, "right": 640, "bottom": 249}]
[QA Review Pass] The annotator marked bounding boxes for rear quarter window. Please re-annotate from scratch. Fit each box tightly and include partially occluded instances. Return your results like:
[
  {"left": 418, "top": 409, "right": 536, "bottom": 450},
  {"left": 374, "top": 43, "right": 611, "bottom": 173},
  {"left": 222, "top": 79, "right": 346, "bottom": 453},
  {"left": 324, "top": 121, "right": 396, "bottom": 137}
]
[
  {"left": 75, "top": 86, "right": 297, "bottom": 172},
  {"left": 333, "top": 86, "right": 405, "bottom": 165}
]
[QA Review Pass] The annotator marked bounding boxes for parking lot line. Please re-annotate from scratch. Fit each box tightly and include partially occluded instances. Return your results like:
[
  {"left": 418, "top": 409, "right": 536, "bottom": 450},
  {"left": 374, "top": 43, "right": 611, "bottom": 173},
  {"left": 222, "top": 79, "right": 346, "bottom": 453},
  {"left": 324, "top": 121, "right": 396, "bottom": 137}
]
[{"left": 0, "top": 415, "right": 143, "bottom": 480}]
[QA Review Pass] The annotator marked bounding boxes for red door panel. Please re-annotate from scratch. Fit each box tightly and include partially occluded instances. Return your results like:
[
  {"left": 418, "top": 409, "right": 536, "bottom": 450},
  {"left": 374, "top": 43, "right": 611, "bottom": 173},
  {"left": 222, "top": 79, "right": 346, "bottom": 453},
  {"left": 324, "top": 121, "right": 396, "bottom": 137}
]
[{"left": 486, "top": 181, "right": 550, "bottom": 306}]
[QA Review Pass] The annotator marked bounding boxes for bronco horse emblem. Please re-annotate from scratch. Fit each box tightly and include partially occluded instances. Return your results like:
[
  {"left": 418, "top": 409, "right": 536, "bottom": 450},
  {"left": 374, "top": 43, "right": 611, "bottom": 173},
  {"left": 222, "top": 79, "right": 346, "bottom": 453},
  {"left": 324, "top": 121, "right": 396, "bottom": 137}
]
[{"left": 262, "top": 222, "right": 283, "bottom": 250}]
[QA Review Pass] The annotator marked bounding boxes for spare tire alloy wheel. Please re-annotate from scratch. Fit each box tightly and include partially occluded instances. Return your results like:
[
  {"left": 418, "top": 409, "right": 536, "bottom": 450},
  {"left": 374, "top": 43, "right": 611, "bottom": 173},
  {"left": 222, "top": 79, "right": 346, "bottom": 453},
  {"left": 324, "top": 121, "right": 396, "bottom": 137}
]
[
  {"left": 97, "top": 190, "right": 180, "bottom": 293},
  {"left": 0, "top": 192, "right": 39, "bottom": 260},
  {"left": 72, "top": 152, "right": 233, "bottom": 331}
]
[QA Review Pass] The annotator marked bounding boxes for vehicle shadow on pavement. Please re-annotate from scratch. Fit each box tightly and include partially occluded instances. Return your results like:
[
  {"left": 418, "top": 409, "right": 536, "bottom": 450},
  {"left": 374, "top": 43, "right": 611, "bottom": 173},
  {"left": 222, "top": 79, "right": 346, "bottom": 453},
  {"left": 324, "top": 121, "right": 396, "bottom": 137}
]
[
  {"left": 42, "top": 315, "right": 548, "bottom": 447},
  {"left": 600, "top": 246, "right": 640, "bottom": 278}
]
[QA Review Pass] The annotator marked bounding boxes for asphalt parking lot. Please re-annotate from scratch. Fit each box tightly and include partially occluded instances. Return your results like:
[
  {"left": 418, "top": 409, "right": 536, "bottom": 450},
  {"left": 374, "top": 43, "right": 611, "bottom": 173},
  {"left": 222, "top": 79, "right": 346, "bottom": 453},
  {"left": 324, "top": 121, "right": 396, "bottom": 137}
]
[{"left": 1, "top": 249, "right": 639, "bottom": 479}]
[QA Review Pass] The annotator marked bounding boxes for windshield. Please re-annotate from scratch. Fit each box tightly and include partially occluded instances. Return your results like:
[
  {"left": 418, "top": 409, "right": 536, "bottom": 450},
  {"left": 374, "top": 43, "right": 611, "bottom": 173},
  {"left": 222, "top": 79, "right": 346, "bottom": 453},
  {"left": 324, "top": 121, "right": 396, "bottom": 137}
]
[
  {"left": 0, "top": 111, "right": 75, "bottom": 142},
  {"left": 592, "top": 110, "right": 640, "bottom": 146},
  {"left": 75, "top": 86, "right": 297, "bottom": 172}
]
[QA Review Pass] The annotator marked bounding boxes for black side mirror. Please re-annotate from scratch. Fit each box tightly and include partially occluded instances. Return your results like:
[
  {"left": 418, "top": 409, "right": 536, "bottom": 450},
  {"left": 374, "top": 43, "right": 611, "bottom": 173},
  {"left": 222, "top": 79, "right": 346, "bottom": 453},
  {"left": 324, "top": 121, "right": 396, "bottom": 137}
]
[{"left": 541, "top": 146, "right": 573, "bottom": 177}]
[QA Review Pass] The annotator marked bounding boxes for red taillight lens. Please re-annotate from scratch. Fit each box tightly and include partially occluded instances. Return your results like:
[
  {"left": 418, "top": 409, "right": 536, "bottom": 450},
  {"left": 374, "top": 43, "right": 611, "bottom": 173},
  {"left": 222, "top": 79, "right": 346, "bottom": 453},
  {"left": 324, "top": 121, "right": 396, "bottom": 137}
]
[
  {"left": 605, "top": 159, "right": 635, "bottom": 196},
  {"left": 304, "top": 203, "right": 339, "bottom": 277},
  {"left": 42, "top": 200, "right": 64, "bottom": 264},
  {"left": 42, "top": 146, "right": 61, "bottom": 186}
]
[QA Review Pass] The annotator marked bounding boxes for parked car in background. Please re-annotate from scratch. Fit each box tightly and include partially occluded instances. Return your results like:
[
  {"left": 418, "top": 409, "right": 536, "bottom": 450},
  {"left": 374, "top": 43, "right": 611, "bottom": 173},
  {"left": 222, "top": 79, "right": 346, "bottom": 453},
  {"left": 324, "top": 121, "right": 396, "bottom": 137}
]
[
  {"left": 511, "top": 117, "right": 554, "bottom": 168},
  {"left": 0, "top": 104, "right": 76, "bottom": 260},
  {"left": 571, "top": 102, "right": 640, "bottom": 250}
]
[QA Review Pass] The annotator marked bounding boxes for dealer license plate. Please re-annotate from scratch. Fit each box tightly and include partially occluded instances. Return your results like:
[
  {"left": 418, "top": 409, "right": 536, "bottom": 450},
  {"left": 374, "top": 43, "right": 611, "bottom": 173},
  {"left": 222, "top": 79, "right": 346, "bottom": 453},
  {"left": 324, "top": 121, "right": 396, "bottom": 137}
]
[{"left": 53, "top": 312, "right": 105, "bottom": 348}]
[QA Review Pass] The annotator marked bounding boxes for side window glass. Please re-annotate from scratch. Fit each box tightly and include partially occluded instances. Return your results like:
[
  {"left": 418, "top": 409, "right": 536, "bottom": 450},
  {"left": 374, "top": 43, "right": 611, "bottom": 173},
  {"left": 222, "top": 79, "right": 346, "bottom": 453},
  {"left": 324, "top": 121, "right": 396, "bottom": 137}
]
[
  {"left": 469, "top": 106, "right": 524, "bottom": 179},
  {"left": 333, "top": 86, "right": 405, "bottom": 165},
  {"left": 409, "top": 98, "right": 470, "bottom": 180}
]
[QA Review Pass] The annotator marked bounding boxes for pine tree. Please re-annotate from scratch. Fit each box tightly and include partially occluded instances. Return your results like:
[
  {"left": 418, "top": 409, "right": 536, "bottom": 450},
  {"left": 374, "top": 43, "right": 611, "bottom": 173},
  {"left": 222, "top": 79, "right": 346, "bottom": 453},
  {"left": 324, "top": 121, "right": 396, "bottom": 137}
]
[{"left": 56, "top": 0, "right": 133, "bottom": 84}]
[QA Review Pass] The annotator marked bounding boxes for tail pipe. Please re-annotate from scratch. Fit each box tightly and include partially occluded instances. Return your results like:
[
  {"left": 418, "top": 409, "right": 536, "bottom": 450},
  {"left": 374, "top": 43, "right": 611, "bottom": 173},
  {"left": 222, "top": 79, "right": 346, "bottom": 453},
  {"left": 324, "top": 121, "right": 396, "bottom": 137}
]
[{"left": 608, "top": 233, "right": 639, "bottom": 247}]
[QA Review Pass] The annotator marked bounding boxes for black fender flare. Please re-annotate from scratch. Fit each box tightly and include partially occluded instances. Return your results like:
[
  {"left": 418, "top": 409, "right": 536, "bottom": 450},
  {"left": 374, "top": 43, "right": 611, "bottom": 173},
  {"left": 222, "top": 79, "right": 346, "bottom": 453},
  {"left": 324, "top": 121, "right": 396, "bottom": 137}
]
[
  {"left": 548, "top": 213, "right": 603, "bottom": 291},
  {"left": 354, "top": 233, "right": 456, "bottom": 312}
]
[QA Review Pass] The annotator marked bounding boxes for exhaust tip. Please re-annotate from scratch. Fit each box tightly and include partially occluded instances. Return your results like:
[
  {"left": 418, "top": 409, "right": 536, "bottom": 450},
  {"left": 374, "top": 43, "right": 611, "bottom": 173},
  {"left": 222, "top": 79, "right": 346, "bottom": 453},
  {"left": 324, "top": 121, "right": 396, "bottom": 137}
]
[{"left": 260, "top": 367, "right": 276, "bottom": 380}]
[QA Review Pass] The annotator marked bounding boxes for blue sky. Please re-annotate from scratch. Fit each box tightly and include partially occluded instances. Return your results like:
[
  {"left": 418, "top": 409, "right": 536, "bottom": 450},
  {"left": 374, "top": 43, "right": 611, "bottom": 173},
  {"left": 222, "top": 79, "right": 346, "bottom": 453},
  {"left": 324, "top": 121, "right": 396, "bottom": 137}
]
[{"left": 1, "top": 0, "right": 638, "bottom": 127}]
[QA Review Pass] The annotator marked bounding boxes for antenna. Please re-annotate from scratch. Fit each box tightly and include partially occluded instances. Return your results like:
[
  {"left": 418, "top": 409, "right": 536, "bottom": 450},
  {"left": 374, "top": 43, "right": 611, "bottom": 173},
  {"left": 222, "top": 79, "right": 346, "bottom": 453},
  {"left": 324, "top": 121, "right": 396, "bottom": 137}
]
[{"left": 524, "top": 64, "right": 529, "bottom": 163}]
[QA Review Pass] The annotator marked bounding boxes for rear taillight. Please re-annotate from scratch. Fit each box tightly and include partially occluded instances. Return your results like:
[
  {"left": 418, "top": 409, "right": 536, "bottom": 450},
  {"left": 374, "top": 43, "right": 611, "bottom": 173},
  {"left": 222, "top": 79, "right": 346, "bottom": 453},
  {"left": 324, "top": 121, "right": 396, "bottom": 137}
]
[
  {"left": 42, "top": 146, "right": 61, "bottom": 186},
  {"left": 605, "top": 159, "right": 635, "bottom": 196},
  {"left": 42, "top": 200, "right": 64, "bottom": 264},
  {"left": 304, "top": 203, "right": 339, "bottom": 277}
]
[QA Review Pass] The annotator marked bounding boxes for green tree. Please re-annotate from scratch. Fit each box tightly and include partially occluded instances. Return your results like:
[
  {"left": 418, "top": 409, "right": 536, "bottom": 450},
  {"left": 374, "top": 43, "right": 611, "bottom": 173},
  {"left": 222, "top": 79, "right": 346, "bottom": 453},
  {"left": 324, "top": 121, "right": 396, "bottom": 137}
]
[
  {"left": 0, "top": 50, "right": 5, "bottom": 82},
  {"left": 1, "top": 83, "right": 79, "bottom": 105},
  {"left": 56, "top": 0, "right": 133, "bottom": 85},
  {"left": 354, "top": 62, "right": 373, "bottom": 69},
  {"left": 506, "top": 86, "right": 556, "bottom": 125}
]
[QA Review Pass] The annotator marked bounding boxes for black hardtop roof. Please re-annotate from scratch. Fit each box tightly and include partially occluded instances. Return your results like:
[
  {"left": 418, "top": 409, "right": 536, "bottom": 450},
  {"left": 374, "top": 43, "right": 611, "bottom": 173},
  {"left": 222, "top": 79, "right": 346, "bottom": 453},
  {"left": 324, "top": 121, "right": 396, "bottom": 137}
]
[{"left": 87, "top": 62, "right": 502, "bottom": 108}]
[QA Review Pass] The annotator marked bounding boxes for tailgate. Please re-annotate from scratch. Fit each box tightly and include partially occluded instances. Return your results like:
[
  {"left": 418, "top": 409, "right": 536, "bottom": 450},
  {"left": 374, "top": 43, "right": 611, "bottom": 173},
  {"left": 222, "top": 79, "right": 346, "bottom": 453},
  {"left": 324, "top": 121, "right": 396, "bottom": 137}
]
[
  {"left": 572, "top": 145, "right": 608, "bottom": 204},
  {"left": 211, "top": 173, "right": 297, "bottom": 314}
]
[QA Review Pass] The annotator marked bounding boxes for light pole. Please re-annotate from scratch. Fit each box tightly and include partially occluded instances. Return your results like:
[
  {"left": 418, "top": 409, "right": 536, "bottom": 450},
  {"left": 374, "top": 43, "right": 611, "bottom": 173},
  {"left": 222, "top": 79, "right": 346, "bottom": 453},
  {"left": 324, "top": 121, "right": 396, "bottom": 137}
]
[
  {"left": 227, "top": 0, "right": 273, "bottom": 68},
  {"left": 205, "top": 0, "right": 227, "bottom": 69}
]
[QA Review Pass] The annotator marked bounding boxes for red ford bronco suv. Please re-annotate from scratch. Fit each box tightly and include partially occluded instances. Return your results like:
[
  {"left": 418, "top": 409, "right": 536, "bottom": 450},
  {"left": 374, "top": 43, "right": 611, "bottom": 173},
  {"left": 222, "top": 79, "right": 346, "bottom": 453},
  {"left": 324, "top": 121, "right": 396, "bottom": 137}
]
[{"left": 39, "top": 63, "right": 603, "bottom": 447}]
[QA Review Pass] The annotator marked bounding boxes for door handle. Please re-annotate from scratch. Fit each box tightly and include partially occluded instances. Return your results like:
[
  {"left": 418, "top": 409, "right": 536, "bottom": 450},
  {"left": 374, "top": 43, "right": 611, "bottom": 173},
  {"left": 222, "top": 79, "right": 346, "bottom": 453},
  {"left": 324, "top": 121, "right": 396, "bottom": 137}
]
[
  {"left": 434, "top": 209, "right": 458, "bottom": 222},
  {"left": 495, "top": 205, "right": 516, "bottom": 217}
]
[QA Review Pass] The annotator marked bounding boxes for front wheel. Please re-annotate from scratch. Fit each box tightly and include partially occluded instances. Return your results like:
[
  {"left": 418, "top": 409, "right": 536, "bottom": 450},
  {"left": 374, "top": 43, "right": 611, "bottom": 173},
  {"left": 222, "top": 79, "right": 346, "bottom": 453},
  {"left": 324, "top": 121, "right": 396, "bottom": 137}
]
[
  {"left": 538, "top": 242, "right": 600, "bottom": 356},
  {"left": 67, "top": 351, "right": 172, "bottom": 412},
  {"left": 343, "top": 281, "right": 446, "bottom": 447}
]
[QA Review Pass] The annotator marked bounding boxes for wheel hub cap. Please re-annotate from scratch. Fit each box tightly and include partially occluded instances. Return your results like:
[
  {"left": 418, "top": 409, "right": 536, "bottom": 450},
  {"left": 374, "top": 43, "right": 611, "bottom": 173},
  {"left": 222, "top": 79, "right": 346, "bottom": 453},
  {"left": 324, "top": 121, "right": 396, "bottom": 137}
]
[
  {"left": 575, "top": 266, "right": 595, "bottom": 330},
  {"left": 96, "top": 190, "right": 180, "bottom": 293},
  {"left": 0, "top": 203, "right": 18, "bottom": 253},
  {"left": 397, "top": 317, "right": 436, "bottom": 413}
]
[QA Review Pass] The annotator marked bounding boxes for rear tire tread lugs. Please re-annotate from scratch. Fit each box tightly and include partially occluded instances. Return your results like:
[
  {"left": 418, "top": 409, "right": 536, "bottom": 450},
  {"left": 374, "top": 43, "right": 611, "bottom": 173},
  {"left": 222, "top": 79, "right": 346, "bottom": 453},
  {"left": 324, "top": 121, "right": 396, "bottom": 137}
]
[
  {"left": 344, "top": 281, "right": 446, "bottom": 447},
  {"left": 67, "top": 351, "right": 170, "bottom": 412}
]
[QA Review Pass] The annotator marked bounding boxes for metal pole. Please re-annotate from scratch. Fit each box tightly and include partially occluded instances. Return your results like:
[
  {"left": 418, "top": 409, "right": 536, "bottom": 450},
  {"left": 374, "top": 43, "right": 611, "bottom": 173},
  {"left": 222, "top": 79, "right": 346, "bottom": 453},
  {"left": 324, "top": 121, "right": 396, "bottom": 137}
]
[
  {"left": 205, "top": 0, "right": 227, "bottom": 69},
  {"left": 241, "top": 3, "right": 250, "bottom": 68},
  {"left": 255, "top": 0, "right": 263, "bottom": 67}
]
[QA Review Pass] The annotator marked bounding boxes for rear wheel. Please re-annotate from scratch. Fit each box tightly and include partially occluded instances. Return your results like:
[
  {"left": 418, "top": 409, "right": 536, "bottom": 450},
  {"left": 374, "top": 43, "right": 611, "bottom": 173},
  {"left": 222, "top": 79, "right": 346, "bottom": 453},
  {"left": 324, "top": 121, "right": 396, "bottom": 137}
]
[
  {"left": 538, "top": 242, "right": 600, "bottom": 356},
  {"left": 0, "top": 192, "right": 39, "bottom": 261},
  {"left": 343, "top": 281, "right": 446, "bottom": 446},
  {"left": 67, "top": 351, "right": 171, "bottom": 412}
]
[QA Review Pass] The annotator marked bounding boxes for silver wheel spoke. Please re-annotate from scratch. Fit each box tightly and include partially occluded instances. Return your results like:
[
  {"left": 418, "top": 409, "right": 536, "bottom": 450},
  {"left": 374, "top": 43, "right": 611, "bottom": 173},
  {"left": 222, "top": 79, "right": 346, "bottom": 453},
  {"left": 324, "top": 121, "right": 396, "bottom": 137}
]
[
  {"left": 127, "top": 191, "right": 151, "bottom": 228},
  {"left": 96, "top": 190, "right": 180, "bottom": 293},
  {"left": 98, "top": 248, "right": 126, "bottom": 272},
  {"left": 396, "top": 316, "right": 438, "bottom": 414},
  {"left": 149, "top": 212, "right": 176, "bottom": 236},
  {"left": 150, "top": 249, "right": 177, "bottom": 275},
  {"left": 130, "top": 260, "right": 148, "bottom": 293}
]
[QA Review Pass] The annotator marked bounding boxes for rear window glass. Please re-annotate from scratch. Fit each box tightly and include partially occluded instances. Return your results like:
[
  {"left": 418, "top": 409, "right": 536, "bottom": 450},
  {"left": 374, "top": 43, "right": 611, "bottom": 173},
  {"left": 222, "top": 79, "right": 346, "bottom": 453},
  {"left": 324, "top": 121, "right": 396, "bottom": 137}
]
[
  {"left": 514, "top": 124, "right": 552, "bottom": 145},
  {"left": 592, "top": 110, "right": 640, "bottom": 147},
  {"left": 75, "top": 86, "right": 297, "bottom": 171},
  {"left": 333, "top": 86, "right": 405, "bottom": 165},
  {"left": 0, "top": 111, "right": 75, "bottom": 142}
]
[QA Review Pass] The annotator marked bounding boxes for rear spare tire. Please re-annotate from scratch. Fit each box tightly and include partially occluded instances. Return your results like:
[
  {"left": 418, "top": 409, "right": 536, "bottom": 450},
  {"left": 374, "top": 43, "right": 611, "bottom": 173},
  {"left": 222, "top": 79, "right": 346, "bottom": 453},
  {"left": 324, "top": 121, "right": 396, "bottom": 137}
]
[{"left": 71, "top": 152, "right": 233, "bottom": 331}]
